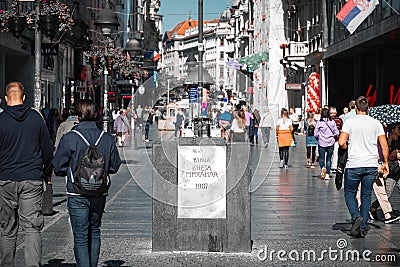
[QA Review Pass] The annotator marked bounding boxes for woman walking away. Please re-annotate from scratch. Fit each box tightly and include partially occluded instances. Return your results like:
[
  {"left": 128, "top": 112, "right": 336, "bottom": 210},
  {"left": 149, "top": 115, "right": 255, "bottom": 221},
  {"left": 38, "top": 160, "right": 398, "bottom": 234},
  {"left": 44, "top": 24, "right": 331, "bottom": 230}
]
[
  {"left": 276, "top": 108, "right": 293, "bottom": 169},
  {"left": 230, "top": 110, "right": 247, "bottom": 142},
  {"left": 260, "top": 107, "right": 274, "bottom": 147},
  {"left": 305, "top": 112, "right": 318, "bottom": 168},
  {"left": 53, "top": 99, "right": 121, "bottom": 267},
  {"left": 314, "top": 108, "right": 339, "bottom": 180}
]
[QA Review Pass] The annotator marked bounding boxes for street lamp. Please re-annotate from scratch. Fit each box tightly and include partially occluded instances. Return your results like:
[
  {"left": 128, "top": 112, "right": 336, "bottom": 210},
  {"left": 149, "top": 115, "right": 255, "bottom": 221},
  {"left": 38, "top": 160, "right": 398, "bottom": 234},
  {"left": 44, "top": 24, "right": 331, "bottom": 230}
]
[
  {"left": 124, "top": 34, "right": 143, "bottom": 150},
  {"left": 93, "top": 1, "right": 120, "bottom": 132}
]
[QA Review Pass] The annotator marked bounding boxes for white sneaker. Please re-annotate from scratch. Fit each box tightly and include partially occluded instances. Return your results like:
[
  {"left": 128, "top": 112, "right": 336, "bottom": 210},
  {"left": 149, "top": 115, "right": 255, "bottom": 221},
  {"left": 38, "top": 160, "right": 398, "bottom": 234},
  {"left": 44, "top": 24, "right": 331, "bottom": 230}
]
[
  {"left": 325, "top": 174, "right": 330, "bottom": 180},
  {"left": 279, "top": 160, "right": 284, "bottom": 168}
]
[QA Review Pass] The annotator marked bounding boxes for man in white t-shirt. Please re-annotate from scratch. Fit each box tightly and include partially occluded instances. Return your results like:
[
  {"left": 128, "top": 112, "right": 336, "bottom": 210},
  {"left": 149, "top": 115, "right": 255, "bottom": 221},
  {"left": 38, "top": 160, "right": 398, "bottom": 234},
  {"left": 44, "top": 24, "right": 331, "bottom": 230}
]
[{"left": 338, "top": 96, "right": 389, "bottom": 238}]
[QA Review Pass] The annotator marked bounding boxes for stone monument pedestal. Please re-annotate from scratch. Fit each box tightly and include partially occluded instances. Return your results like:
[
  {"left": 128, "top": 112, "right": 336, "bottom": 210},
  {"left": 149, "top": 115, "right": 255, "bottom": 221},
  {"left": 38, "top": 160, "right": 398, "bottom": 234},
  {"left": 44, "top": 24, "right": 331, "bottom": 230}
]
[{"left": 152, "top": 137, "right": 251, "bottom": 252}]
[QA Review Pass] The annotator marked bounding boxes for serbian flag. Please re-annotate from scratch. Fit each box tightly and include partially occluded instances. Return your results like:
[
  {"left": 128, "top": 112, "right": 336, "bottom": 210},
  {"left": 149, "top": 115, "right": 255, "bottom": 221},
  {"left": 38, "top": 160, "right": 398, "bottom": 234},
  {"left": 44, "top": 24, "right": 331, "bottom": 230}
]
[
  {"left": 152, "top": 51, "right": 160, "bottom": 62},
  {"left": 336, "top": 0, "right": 379, "bottom": 34}
]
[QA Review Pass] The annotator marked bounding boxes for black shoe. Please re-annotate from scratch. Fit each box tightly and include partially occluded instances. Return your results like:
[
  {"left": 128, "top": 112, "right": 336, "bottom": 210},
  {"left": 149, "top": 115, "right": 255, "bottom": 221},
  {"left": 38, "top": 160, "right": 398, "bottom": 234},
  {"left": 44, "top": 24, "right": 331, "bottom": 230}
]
[
  {"left": 385, "top": 214, "right": 400, "bottom": 224},
  {"left": 350, "top": 216, "right": 363, "bottom": 237},
  {"left": 356, "top": 230, "right": 366, "bottom": 238},
  {"left": 369, "top": 210, "right": 379, "bottom": 220}
]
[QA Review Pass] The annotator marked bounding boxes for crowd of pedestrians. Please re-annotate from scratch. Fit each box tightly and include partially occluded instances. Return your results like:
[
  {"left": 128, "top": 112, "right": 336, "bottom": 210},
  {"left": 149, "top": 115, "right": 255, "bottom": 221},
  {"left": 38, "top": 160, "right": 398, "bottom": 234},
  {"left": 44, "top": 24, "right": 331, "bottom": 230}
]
[
  {"left": 0, "top": 82, "right": 121, "bottom": 267},
  {"left": 3, "top": 80, "right": 400, "bottom": 267}
]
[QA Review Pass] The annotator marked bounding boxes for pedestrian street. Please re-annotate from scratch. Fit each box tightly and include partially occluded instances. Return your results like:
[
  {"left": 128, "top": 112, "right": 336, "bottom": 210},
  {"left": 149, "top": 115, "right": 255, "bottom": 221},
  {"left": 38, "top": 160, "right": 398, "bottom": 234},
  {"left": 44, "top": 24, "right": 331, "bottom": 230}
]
[{"left": 14, "top": 127, "right": 400, "bottom": 266}]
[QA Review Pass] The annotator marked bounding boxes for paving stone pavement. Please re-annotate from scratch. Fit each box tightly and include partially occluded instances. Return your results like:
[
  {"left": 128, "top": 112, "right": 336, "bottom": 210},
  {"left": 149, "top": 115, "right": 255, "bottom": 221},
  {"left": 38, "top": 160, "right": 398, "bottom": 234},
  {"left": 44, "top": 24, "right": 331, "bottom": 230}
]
[{"left": 13, "top": 127, "right": 400, "bottom": 266}]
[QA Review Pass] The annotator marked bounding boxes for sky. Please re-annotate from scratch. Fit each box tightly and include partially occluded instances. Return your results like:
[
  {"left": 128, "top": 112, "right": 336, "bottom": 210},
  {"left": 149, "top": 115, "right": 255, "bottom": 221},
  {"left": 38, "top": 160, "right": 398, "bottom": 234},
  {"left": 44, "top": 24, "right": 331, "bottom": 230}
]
[{"left": 159, "top": 0, "right": 229, "bottom": 32}]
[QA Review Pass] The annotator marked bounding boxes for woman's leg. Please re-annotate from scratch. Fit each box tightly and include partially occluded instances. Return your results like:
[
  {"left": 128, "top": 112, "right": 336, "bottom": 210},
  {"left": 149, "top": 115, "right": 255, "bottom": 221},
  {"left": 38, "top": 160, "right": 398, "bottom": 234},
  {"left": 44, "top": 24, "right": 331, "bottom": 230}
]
[
  {"left": 318, "top": 145, "right": 326, "bottom": 169},
  {"left": 284, "top": 146, "right": 290, "bottom": 165},
  {"left": 306, "top": 146, "right": 311, "bottom": 160},
  {"left": 279, "top": 147, "right": 284, "bottom": 161},
  {"left": 311, "top": 146, "right": 316, "bottom": 163},
  {"left": 68, "top": 197, "right": 90, "bottom": 267},
  {"left": 325, "top": 145, "right": 334, "bottom": 174},
  {"left": 88, "top": 197, "right": 106, "bottom": 267},
  {"left": 373, "top": 178, "right": 393, "bottom": 218},
  {"left": 255, "top": 127, "right": 259, "bottom": 144}
]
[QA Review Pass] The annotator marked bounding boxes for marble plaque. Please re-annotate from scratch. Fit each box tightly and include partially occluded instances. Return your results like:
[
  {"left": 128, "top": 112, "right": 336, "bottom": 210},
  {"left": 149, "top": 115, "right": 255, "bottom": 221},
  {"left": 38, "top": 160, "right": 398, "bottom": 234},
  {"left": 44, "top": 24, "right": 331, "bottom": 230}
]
[{"left": 178, "top": 145, "right": 226, "bottom": 218}]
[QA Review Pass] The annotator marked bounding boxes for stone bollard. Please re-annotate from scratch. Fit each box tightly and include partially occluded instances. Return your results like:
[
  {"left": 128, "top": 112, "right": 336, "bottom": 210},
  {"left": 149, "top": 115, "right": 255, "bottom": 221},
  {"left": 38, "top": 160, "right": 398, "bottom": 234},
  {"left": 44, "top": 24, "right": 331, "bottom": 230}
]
[{"left": 152, "top": 137, "right": 251, "bottom": 252}]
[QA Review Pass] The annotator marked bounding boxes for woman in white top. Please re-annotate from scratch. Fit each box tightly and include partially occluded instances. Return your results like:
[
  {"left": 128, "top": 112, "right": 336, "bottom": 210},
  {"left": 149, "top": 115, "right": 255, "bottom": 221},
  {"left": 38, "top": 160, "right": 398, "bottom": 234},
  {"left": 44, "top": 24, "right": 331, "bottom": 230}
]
[
  {"left": 230, "top": 110, "right": 246, "bottom": 142},
  {"left": 276, "top": 108, "right": 293, "bottom": 169}
]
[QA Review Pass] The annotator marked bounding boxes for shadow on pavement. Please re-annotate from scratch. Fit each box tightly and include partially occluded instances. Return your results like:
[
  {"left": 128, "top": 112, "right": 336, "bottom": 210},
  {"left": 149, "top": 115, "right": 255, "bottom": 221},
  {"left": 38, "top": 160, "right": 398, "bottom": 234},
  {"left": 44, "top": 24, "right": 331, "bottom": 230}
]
[
  {"left": 42, "top": 259, "right": 75, "bottom": 266},
  {"left": 103, "top": 259, "right": 131, "bottom": 267}
]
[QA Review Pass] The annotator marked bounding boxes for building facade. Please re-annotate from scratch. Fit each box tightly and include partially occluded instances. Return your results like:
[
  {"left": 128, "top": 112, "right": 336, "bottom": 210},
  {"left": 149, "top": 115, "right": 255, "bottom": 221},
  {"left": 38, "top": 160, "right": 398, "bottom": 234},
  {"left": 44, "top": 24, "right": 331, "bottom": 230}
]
[{"left": 281, "top": 0, "right": 400, "bottom": 112}]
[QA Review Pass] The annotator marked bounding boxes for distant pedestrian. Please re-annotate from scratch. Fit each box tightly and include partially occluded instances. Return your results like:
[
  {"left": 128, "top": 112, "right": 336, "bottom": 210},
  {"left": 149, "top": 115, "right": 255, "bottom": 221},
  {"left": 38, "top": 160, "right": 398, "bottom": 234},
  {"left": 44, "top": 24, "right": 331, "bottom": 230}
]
[
  {"left": 112, "top": 107, "right": 120, "bottom": 121},
  {"left": 338, "top": 96, "right": 389, "bottom": 238},
  {"left": 242, "top": 106, "right": 253, "bottom": 140},
  {"left": 304, "top": 112, "right": 318, "bottom": 168},
  {"left": 230, "top": 111, "right": 247, "bottom": 142},
  {"left": 313, "top": 107, "right": 322, "bottom": 121},
  {"left": 52, "top": 99, "right": 121, "bottom": 267},
  {"left": 250, "top": 109, "right": 261, "bottom": 145},
  {"left": 276, "top": 108, "right": 293, "bottom": 169},
  {"left": 113, "top": 110, "right": 130, "bottom": 147},
  {"left": 174, "top": 109, "right": 185, "bottom": 137},
  {"left": 0, "top": 82, "right": 53, "bottom": 267},
  {"left": 55, "top": 110, "right": 79, "bottom": 149},
  {"left": 314, "top": 108, "right": 339, "bottom": 180},
  {"left": 259, "top": 107, "right": 274, "bottom": 147},
  {"left": 289, "top": 107, "right": 300, "bottom": 146},
  {"left": 329, "top": 107, "right": 343, "bottom": 172},
  {"left": 339, "top": 106, "right": 349, "bottom": 119},
  {"left": 342, "top": 100, "right": 356, "bottom": 123}
]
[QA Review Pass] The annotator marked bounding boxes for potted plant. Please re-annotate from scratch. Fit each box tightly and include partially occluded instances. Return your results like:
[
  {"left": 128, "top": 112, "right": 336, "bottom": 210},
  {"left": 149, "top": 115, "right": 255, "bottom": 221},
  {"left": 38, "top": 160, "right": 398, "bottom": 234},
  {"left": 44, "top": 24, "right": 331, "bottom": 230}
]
[
  {"left": 0, "top": 2, "right": 29, "bottom": 38},
  {"left": 37, "top": 0, "right": 74, "bottom": 39}
]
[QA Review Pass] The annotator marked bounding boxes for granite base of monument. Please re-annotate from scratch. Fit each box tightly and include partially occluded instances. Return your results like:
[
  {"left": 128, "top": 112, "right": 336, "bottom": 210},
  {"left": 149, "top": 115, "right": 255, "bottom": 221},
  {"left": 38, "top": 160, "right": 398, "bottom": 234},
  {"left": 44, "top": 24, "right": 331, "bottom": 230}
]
[{"left": 152, "top": 137, "right": 251, "bottom": 252}]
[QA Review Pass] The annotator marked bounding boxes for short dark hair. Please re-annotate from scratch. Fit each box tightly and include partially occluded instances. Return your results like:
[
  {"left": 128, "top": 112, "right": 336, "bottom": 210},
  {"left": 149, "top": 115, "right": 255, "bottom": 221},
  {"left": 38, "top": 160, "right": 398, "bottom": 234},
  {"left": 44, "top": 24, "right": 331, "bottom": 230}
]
[
  {"left": 356, "top": 96, "right": 369, "bottom": 112},
  {"left": 76, "top": 99, "right": 98, "bottom": 121}
]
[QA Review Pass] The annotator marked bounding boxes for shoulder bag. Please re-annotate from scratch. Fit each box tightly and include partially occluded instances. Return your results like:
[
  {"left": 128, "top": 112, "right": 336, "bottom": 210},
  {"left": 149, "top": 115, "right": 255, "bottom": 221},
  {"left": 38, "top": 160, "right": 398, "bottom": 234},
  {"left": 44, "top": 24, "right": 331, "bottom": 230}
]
[{"left": 324, "top": 120, "right": 339, "bottom": 141}]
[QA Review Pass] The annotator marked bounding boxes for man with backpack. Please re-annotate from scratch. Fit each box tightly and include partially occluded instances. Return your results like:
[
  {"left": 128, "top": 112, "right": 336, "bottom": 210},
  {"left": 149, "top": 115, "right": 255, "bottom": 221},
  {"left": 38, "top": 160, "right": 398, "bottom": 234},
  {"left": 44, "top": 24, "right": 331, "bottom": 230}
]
[{"left": 52, "top": 99, "right": 121, "bottom": 267}]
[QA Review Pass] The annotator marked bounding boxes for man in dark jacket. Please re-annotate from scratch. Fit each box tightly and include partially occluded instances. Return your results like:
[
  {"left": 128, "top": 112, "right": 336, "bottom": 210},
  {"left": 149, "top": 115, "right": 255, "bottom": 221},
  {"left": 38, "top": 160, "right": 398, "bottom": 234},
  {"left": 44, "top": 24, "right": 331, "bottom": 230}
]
[{"left": 0, "top": 82, "right": 53, "bottom": 267}]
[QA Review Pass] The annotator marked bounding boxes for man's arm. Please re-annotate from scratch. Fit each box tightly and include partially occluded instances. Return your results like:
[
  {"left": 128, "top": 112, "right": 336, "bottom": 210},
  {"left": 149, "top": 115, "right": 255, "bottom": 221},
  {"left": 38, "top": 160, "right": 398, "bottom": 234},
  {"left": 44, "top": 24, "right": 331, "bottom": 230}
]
[
  {"left": 378, "top": 134, "right": 390, "bottom": 177},
  {"left": 338, "top": 131, "right": 349, "bottom": 149}
]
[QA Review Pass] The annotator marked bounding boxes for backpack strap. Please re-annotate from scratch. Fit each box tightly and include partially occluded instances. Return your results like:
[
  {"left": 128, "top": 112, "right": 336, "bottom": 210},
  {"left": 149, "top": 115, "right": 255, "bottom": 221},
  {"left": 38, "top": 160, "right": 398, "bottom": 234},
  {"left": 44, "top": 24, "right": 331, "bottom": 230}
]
[
  {"left": 95, "top": 131, "right": 105, "bottom": 146},
  {"left": 72, "top": 130, "right": 105, "bottom": 146},
  {"left": 72, "top": 130, "right": 90, "bottom": 146}
]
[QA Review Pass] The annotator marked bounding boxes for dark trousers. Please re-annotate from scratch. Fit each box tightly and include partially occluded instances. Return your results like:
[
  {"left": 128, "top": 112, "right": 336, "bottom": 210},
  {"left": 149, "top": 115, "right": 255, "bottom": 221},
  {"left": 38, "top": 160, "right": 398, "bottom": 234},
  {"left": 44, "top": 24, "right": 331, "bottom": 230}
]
[
  {"left": 279, "top": 146, "right": 290, "bottom": 165},
  {"left": 307, "top": 146, "right": 317, "bottom": 163}
]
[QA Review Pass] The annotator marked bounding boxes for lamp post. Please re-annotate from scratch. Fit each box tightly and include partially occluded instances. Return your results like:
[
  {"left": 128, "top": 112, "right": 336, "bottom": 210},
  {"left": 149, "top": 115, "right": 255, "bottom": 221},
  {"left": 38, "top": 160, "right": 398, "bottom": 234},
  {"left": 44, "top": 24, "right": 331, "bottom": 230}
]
[
  {"left": 93, "top": 1, "right": 120, "bottom": 132},
  {"left": 124, "top": 34, "right": 143, "bottom": 150},
  {"left": 198, "top": 0, "right": 204, "bottom": 118}
]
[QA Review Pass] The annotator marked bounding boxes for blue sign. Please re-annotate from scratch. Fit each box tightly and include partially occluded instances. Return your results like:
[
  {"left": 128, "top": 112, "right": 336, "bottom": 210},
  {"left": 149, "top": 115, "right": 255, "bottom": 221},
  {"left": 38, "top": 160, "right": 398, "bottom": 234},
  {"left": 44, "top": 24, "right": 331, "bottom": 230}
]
[{"left": 189, "top": 87, "right": 198, "bottom": 103}]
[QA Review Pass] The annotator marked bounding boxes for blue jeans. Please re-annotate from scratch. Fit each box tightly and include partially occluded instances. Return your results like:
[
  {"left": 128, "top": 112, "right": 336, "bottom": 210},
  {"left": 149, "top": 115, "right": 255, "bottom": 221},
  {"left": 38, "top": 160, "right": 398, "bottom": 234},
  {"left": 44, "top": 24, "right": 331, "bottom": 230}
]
[
  {"left": 344, "top": 167, "right": 377, "bottom": 231},
  {"left": 67, "top": 196, "right": 106, "bottom": 267},
  {"left": 318, "top": 145, "right": 334, "bottom": 174}
]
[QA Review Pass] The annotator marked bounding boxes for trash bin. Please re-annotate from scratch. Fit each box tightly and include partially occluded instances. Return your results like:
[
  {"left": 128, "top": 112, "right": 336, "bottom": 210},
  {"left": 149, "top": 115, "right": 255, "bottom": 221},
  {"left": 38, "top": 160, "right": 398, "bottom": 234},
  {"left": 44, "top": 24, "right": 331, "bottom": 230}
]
[{"left": 193, "top": 117, "right": 211, "bottom": 137}]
